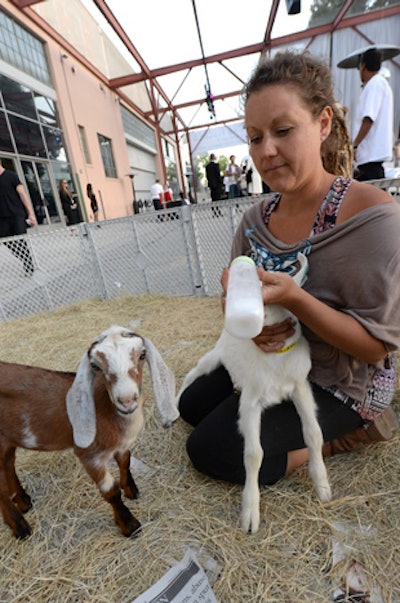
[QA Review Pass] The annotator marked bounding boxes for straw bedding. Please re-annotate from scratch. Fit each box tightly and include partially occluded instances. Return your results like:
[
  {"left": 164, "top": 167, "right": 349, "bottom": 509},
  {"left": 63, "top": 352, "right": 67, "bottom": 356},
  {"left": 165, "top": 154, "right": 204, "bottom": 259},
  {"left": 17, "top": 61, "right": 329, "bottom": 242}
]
[{"left": 0, "top": 294, "right": 399, "bottom": 603}]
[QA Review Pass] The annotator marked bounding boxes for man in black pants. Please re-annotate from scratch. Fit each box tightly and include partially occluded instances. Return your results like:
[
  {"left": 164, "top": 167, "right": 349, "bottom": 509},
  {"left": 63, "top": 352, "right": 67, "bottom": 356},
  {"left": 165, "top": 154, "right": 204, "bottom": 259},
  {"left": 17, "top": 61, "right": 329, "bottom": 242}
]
[
  {"left": 205, "top": 153, "right": 222, "bottom": 216},
  {"left": 0, "top": 159, "right": 37, "bottom": 274}
]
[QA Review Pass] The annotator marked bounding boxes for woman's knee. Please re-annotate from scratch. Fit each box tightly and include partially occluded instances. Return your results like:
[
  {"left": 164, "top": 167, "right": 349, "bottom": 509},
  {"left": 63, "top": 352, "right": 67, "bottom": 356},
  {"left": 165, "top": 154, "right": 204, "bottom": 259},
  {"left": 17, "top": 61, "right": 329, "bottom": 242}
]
[{"left": 178, "top": 366, "right": 234, "bottom": 427}]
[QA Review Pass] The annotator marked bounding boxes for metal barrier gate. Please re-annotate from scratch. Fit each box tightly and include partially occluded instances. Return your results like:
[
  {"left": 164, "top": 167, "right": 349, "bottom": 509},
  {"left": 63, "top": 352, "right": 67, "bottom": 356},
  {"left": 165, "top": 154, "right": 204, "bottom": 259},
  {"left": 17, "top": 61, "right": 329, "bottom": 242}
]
[{"left": 0, "top": 197, "right": 263, "bottom": 322}]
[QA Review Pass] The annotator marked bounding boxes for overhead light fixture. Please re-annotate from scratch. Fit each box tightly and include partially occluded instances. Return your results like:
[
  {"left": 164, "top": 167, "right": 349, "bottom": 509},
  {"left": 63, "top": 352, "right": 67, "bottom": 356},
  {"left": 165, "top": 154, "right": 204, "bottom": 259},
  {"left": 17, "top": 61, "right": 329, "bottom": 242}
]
[
  {"left": 285, "top": 0, "right": 301, "bottom": 15},
  {"left": 205, "top": 84, "right": 216, "bottom": 119}
]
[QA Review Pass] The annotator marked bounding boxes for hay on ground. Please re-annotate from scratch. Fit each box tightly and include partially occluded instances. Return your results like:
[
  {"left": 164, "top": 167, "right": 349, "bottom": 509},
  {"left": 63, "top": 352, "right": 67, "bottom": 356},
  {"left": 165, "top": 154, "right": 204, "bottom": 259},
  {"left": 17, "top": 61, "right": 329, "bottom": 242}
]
[{"left": 0, "top": 294, "right": 399, "bottom": 603}]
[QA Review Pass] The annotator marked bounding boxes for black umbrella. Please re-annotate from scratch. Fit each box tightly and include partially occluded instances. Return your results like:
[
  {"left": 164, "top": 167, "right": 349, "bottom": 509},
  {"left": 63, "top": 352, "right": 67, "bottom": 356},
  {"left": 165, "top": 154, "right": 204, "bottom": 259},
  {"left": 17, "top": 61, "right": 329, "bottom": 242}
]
[{"left": 337, "top": 44, "right": 400, "bottom": 69}]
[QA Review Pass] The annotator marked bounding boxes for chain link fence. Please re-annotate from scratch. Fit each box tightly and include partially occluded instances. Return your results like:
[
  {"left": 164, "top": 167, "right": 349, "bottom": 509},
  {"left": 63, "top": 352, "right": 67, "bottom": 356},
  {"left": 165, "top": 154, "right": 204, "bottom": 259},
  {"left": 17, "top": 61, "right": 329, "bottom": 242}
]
[
  {"left": 0, "top": 197, "right": 266, "bottom": 323},
  {"left": 2, "top": 179, "right": 400, "bottom": 324}
]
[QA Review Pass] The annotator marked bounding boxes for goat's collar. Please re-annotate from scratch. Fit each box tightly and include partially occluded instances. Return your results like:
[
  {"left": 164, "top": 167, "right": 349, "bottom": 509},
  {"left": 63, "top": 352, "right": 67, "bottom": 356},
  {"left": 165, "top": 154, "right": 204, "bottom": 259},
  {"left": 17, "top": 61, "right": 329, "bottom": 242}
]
[{"left": 275, "top": 342, "right": 296, "bottom": 354}]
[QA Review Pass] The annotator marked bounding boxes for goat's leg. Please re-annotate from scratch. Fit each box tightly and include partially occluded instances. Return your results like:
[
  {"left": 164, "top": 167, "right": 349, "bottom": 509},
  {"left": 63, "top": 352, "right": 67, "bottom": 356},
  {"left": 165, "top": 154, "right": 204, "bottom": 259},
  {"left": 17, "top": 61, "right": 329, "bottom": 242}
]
[
  {"left": 0, "top": 445, "right": 32, "bottom": 539},
  {"left": 5, "top": 448, "right": 32, "bottom": 513},
  {"left": 238, "top": 392, "right": 263, "bottom": 534},
  {"left": 114, "top": 450, "right": 139, "bottom": 500},
  {"left": 77, "top": 453, "right": 141, "bottom": 537},
  {"left": 292, "top": 382, "right": 331, "bottom": 502}
]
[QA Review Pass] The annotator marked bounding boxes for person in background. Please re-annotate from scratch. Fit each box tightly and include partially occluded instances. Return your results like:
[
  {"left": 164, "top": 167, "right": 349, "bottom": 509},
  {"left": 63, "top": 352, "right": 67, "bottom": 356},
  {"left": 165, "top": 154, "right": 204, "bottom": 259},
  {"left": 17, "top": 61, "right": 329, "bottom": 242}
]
[
  {"left": 205, "top": 153, "right": 222, "bottom": 202},
  {"left": 59, "top": 179, "right": 80, "bottom": 225},
  {"left": 163, "top": 183, "right": 173, "bottom": 207},
  {"left": 86, "top": 183, "right": 99, "bottom": 222},
  {"left": 179, "top": 191, "right": 190, "bottom": 205},
  {"left": 150, "top": 178, "right": 164, "bottom": 211},
  {"left": 178, "top": 51, "right": 400, "bottom": 502},
  {"left": 206, "top": 153, "right": 223, "bottom": 216},
  {"left": 225, "top": 155, "right": 242, "bottom": 199},
  {"left": 0, "top": 158, "right": 37, "bottom": 274},
  {"left": 352, "top": 48, "right": 394, "bottom": 181},
  {"left": 246, "top": 155, "right": 264, "bottom": 196},
  {"left": 223, "top": 174, "right": 230, "bottom": 199}
]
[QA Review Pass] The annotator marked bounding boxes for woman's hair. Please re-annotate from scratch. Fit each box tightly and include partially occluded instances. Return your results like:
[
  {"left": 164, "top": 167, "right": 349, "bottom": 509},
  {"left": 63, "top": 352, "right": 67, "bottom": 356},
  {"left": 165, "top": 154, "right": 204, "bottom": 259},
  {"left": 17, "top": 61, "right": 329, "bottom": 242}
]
[
  {"left": 86, "top": 183, "right": 92, "bottom": 196},
  {"left": 244, "top": 50, "right": 352, "bottom": 177}
]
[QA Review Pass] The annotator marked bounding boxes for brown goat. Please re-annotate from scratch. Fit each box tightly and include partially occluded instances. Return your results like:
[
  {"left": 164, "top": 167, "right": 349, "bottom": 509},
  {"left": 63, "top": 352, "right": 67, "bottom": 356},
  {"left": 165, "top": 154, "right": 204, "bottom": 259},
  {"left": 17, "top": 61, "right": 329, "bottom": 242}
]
[{"left": 0, "top": 326, "right": 179, "bottom": 539}]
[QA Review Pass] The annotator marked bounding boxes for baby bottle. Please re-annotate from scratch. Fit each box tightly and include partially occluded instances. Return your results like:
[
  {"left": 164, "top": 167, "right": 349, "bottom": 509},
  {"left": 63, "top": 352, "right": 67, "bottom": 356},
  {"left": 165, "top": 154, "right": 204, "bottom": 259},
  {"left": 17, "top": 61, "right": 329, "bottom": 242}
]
[{"left": 224, "top": 256, "right": 264, "bottom": 338}]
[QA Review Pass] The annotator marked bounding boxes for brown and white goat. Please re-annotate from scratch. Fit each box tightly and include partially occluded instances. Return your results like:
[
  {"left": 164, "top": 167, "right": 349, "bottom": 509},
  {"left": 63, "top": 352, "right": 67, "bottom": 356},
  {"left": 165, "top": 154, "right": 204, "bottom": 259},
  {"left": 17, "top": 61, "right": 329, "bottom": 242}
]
[{"left": 0, "top": 325, "right": 179, "bottom": 539}]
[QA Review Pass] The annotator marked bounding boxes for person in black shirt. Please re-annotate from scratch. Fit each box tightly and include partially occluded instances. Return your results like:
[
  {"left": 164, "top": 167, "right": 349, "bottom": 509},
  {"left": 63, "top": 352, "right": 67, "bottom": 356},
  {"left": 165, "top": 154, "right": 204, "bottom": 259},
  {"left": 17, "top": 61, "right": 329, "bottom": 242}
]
[
  {"left": 0, "top": 159, "right": 37, "bottom": 274},
  {"left": 205, "top": 154, "right": 222, "bottom": 202},
  {"left": 59, "top": 179, "right": 80, "bottom": 225}
]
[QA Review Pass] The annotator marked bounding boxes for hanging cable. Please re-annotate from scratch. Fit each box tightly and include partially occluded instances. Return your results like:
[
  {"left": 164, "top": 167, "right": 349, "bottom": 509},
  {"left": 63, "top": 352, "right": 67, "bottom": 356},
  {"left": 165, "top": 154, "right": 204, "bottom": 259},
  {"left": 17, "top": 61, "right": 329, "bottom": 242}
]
[{"left": 191, "top": 0, "right": 216, "bottom": 118}]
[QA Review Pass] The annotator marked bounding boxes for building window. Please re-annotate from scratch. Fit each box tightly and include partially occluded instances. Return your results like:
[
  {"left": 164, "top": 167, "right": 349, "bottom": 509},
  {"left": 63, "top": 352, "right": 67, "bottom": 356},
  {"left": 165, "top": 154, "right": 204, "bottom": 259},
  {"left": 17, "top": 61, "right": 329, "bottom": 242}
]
[
  {"left": 0, "top": 110, "right": 14, "bottom": 152},
  {"left": 34, "top": 94, "right": 60, "bottom": 128},
  {"left": 97, "top": 134, "right": 117, "bottom": 178},
  {"left": 8, "top": 114, "right": 46, "bottom": 157},
  {"left": 78, "top": 125, "right": 91, "bottom": 163},
  {"left": 120, "top": 105, "right": 156, "bottom": 150},
  {"left": 0, "top": 10, "right": 51, "bottom": 86}
]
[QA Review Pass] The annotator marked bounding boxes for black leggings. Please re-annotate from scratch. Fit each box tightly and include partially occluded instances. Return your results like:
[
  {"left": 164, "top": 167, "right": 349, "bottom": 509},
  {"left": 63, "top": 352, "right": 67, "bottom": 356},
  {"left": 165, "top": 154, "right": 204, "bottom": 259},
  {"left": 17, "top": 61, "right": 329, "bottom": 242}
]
[{"left": 178, "top": 365, "right": 363, "bottom": 486}]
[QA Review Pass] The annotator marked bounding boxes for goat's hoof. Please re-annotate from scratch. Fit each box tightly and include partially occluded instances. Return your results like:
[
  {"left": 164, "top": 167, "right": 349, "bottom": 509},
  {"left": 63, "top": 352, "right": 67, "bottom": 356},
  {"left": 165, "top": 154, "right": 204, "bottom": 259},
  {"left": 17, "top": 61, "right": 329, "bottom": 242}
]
[
  {"left": 121, "top": 517, "right": 141, "bottom": 538},
  {"left": 241, "top": 512, "right": 260, "bottom": 534},
  {"left": 12, "top": 492, "right": 32, "bottom": 514},
  {"left": 124, "top": 485, "right": 139, "bottom": 500},
  {"left": 14, "top": 520, "right": 32, "bottom": 540},
  {"left": 317, "top": 484, "right": 332, "bottom": 503}
]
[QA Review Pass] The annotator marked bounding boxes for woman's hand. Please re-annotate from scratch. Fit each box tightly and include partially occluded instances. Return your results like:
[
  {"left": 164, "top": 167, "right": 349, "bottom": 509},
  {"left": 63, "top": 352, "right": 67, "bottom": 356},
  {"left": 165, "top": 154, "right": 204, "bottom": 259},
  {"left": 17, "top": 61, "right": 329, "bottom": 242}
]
[
  {"left": 253, "top": 317, "right": 296, "bottom": 352},
  {"left": 257, "top": 266, "right": 300, "bottom": 307}
]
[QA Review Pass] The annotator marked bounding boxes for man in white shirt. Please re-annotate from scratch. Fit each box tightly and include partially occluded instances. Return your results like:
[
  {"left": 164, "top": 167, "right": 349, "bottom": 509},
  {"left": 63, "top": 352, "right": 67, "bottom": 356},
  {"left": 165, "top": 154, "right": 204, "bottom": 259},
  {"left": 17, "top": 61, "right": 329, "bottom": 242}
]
[
  {"left": 224, "top": 155, "right": 242, "bottom": 199},
  {"left": 352, "top": 48, "right": 394, "bottom": 181},
  {"left": 150, "top": 178, "right": 164, "bottom": 211}
]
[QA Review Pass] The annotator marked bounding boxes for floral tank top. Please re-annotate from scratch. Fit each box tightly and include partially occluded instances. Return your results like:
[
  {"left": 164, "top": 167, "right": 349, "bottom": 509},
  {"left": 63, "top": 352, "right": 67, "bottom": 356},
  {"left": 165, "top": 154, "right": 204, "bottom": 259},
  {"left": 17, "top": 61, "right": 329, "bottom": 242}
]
[{"left": 260, "top": 176, "right": 396, "bottom": 423}]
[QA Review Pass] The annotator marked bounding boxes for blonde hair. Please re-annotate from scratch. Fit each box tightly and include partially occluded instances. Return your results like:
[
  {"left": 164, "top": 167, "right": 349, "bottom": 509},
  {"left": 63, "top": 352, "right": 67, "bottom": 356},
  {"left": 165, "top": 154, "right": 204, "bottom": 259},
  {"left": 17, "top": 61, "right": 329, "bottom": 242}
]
[{"left": 244, "top": 51, "right": 352, "bottom": 177}]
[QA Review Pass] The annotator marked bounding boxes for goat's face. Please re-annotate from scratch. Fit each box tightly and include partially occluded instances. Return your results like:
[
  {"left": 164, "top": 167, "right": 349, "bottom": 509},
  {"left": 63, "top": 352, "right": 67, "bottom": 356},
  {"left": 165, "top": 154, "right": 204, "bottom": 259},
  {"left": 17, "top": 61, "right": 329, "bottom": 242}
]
[{"left": 88, "top": 327, "right": 146, "bottom": 416}]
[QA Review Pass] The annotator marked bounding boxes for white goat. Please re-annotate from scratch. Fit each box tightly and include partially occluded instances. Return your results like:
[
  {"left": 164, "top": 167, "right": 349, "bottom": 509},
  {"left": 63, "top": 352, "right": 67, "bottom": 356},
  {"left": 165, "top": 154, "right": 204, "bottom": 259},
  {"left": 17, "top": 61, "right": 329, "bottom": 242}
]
[
  {"left": 177, "top": 254, "right": 331, "bottom": 533},
  {"left": 0, "top": 325, "right": 179, "bottom": 539}
]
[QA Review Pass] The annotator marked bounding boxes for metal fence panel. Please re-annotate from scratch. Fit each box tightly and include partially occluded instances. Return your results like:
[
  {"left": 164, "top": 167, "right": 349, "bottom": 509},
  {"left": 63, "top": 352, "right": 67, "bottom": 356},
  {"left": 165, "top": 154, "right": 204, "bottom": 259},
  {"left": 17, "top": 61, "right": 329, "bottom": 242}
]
[
  {"left": 0, "top": 197, "right": 259, "bottom": 323},
  {"left": 190, "top": 197, "right": 263, "bottom": 295}
]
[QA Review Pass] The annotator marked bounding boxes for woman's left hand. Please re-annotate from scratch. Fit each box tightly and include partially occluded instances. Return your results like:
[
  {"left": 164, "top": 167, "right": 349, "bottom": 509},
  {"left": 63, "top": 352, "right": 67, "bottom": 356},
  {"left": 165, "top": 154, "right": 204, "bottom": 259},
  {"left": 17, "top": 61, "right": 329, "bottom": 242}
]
[{"left": 253, "top": 317, "right": 296, "bottom": 352}]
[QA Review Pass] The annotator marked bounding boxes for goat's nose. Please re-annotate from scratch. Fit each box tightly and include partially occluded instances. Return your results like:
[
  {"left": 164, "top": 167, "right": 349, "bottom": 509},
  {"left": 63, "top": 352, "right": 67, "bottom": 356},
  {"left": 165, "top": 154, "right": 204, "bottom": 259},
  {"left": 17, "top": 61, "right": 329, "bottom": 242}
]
[{"left": 117, "top": 394, "right": 138, "bottom": 414}]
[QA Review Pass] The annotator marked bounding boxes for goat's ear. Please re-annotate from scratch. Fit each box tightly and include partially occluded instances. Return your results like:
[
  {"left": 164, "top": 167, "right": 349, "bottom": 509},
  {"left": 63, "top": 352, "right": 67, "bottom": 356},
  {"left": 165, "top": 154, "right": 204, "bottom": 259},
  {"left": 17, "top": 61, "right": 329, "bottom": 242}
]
[
  {"left": 66, "top": 352, "right": 97, "bottom": 448},
  {"left": 293, "top": 253, "right": 308, "bottom": 287},
  {"left": 142, "top": 337, "right": 179, "bottom": 427}
]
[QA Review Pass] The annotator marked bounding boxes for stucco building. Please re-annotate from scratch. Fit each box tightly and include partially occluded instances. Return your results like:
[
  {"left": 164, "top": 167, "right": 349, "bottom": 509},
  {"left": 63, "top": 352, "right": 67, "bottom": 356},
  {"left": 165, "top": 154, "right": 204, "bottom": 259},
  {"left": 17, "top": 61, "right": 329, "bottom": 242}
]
[{"left": 0, "top": 0, "right": 179, "bottom": 225}]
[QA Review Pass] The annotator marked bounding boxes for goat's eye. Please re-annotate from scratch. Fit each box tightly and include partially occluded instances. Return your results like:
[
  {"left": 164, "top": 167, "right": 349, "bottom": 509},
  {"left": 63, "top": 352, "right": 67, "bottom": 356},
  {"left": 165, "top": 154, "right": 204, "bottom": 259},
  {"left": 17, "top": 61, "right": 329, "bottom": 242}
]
[
  {"left": 140, "top": 349, "right": 146, "bottom": 360},
  {"left": 90, "top": 361, "right": 101, "bottom": 372}
]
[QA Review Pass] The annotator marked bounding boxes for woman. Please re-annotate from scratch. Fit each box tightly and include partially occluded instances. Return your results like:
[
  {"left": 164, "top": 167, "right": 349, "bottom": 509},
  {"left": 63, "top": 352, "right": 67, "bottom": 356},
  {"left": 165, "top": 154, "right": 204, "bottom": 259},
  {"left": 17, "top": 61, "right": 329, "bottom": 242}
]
[
  {"left": 163, "top": 183, "right": 173, "bottom": 206},
  {"left": 87, "top": 183, "right": 99, "bottom": 221},
  {"left": 178, "top": 51, "right": 400, "bottom": 488},
  {"left": 59, "top": 179, "right": 80, "bottom": 225}
]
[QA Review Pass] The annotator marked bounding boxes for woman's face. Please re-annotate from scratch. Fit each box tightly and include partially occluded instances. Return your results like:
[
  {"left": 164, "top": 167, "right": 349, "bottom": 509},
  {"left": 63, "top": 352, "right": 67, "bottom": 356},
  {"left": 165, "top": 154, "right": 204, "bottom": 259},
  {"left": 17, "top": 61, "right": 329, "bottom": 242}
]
[{"left": 245, "top": 84, "right": 331, "bottom": 194}]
